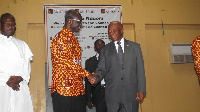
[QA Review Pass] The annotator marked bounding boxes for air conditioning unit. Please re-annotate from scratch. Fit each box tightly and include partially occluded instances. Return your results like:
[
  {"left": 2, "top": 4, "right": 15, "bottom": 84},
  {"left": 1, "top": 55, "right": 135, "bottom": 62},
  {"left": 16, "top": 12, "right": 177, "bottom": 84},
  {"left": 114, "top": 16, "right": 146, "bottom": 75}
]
[{"left": 169, "top": 43, "right": 194, "bottom": 64}]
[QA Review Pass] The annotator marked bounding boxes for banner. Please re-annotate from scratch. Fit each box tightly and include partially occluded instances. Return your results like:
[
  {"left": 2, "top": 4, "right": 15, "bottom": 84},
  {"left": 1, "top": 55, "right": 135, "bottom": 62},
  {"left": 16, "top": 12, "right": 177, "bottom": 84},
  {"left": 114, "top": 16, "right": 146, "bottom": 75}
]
[{"left": 44, "top": 4, "right": 122, "bottom": 88}]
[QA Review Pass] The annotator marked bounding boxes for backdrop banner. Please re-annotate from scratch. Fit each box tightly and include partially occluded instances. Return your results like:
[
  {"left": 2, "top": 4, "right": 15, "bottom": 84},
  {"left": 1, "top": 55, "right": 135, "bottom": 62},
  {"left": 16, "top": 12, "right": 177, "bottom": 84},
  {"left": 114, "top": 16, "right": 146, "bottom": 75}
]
[{"left": 44, "top": 4, "right": 122, "bottom": 88}]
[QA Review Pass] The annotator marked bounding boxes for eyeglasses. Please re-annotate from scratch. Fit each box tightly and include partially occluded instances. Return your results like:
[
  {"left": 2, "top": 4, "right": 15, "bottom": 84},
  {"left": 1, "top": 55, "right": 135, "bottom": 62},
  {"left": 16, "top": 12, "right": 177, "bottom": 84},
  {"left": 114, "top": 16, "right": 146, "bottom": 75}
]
[{"left": 71, "top": 18, "right": 81, "bottom": 23}]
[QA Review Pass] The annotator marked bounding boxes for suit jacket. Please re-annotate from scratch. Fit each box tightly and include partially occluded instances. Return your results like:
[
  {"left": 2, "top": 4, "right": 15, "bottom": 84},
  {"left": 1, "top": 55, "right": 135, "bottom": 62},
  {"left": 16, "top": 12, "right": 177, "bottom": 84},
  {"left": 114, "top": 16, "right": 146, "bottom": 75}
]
[
  {"left": 85, "top": 56, "right": 105, "bottom": 105},
  {"left": 95, "top": 39, "right": 146, "bottom": 112}
]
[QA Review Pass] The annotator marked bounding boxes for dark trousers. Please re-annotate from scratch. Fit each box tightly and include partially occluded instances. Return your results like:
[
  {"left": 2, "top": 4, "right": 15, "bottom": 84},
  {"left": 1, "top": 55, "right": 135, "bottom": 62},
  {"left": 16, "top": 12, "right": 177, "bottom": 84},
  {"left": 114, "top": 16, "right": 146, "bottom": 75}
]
[
  {"left": 51, "top": 91, "right": 86, "bottom": 112},
  {"left": 96, "top": 87, "right": 107, "bottom": 112},
  {"left": 117, "top": 103, "right": 127, "bottom": 112}
]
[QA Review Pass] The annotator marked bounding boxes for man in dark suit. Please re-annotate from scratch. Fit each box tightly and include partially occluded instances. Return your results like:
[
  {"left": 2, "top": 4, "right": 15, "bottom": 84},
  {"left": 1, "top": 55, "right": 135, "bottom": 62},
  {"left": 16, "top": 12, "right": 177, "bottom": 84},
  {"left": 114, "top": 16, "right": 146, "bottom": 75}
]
[
  {"left": 89, "top": 21, "right": 146, "bottom": 112},
  {"left": 85, "top": 39, "right": 107, "bottom": 112}
]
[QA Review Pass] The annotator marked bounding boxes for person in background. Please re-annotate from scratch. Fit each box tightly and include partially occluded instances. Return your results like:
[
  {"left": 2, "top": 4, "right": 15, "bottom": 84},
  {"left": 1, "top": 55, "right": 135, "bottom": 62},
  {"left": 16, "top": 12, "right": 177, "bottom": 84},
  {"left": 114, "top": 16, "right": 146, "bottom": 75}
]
[
  {"left": 191, "top": 35, "right": 200, "bottom": 84},
  {"left": 0, "top": 13, "right": 33, "bottom": 112},
  {"left": 89, "top": 21, "right": 146, "bottom": 112},
  {"left": 85, "top": 39, "right": 107, "bottom": 112},
  {"left": 50, "top": 9, "right": 95, "bottom": 112}
]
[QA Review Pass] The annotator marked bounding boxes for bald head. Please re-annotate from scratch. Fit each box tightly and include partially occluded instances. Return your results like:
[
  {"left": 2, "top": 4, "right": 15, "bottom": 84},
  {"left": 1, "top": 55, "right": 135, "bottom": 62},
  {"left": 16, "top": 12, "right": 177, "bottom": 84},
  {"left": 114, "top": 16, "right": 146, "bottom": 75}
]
[
  {"left": 108, "top": 21, "right": 123, "bottom": 42},
  {"left": 64, "top": 9, "right": 82, "bottom": 33},
  {"left": 108, "top": 21, "right": 123, "bottom": 28},
  {"left": 65, "top": 9, "right": 81, "bottom": 24}
]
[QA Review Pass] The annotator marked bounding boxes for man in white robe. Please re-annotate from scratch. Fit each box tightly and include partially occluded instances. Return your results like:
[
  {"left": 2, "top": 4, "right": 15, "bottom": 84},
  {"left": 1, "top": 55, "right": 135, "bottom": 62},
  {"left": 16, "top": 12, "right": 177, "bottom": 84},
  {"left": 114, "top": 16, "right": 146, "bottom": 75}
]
[{"left": 0, "top": 13, "right": 33, "bottom": 112}]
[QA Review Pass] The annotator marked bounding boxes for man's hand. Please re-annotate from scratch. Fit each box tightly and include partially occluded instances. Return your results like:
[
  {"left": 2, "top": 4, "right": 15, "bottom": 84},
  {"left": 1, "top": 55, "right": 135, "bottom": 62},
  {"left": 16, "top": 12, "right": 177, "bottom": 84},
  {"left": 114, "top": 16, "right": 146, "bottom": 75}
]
[
  {"left": 87, "top": 101, "right": 94, "bottom": 109},
  {"left": 136, "top": 92, "right": 145, "bottom": 102},
  {"left": 87, "top": 72, "right": 98, "bottom": 84},
  {"left": 6, "top": 76, "right": 23, "bottom": 91}
]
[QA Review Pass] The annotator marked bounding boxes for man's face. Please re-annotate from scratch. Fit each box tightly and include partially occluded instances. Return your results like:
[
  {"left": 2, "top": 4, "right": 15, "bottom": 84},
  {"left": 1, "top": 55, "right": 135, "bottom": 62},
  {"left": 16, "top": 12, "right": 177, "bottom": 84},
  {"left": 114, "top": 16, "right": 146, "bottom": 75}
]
[
  {"left": 108, "top": 23, "right": 123, "bottom": 42},
  {"left": 69, "top": 14, "right": 82, "bottom": 33},
  {"left": 95, "top": 40, "right": 105, "bottom": 53},
  {"left": 0, "top": 16, "right": 16, "bottom": 37}
]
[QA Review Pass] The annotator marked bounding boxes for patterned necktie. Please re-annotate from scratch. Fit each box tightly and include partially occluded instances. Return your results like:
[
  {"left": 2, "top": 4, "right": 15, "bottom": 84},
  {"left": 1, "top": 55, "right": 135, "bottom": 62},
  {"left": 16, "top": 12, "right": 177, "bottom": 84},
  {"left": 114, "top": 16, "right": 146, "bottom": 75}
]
[{"left": 117, "top": 42, "right": 124, "bottom": 64}]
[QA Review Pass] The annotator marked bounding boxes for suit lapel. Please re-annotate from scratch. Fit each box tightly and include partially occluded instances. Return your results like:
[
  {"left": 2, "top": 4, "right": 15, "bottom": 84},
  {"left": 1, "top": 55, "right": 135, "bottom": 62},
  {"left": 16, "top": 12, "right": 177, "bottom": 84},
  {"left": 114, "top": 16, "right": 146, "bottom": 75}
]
[
  {"left": 109, "top": 41, "right": 131, "bottom": 64},
  {"left": 110, "top": 42, "right": 119, "bottom": 60},
  {"left": 124, "top": 39, "right": 130, "bottom": 65}
]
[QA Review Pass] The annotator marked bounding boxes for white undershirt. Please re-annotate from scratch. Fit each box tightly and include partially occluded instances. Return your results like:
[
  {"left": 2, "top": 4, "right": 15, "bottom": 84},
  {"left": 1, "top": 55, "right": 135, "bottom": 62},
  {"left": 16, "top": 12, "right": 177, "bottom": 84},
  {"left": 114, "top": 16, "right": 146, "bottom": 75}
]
[
  {"left": 96, "top": 53, "right": 105, "bottom": 84},
  {"left": 114, "top": 37, "right": 124, "bottom": 53}
]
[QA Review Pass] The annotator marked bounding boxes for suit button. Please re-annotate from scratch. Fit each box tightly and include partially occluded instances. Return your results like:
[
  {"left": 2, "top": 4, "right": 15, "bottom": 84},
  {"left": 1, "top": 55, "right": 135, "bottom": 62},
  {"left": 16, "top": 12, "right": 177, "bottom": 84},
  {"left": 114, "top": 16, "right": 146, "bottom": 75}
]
[{"left": 121, "top": 78, "right": 123, "bottom": 80}]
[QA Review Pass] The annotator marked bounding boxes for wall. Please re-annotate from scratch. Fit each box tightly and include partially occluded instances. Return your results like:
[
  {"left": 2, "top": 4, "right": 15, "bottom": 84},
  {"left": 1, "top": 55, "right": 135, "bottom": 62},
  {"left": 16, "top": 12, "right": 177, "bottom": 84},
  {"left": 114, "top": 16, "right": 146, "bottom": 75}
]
[{"left": 0, "top": 0, "right": 200, "bottom": 112}]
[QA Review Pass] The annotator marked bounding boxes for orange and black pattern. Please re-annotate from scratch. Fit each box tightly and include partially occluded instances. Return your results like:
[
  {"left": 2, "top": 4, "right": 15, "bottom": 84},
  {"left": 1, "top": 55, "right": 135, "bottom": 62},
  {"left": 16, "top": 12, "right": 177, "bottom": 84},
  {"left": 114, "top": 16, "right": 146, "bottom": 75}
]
[
  {"left": 191, "top": 36, "right": 200, "bottom": 81},
  {"left": 50, "top": 27, "right": 89, "bottom": 96}
]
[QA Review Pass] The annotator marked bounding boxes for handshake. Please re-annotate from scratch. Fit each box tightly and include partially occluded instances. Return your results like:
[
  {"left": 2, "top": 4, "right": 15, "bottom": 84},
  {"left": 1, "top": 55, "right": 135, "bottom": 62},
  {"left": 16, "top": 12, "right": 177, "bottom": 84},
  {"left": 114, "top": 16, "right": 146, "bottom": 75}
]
[{"left": 87, "top": 72, "right": 98, "bottom": 84}]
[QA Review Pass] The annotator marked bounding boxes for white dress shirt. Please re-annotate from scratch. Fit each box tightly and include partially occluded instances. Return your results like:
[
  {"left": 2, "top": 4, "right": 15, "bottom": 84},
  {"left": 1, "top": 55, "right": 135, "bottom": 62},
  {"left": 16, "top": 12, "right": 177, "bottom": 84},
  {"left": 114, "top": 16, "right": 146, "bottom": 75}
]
[
  {"left": 96, "top": 53, "right": 105, "bottom": 84},
  {"left": 114, "top": 37, "right": 124, "bottom": 53}
]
